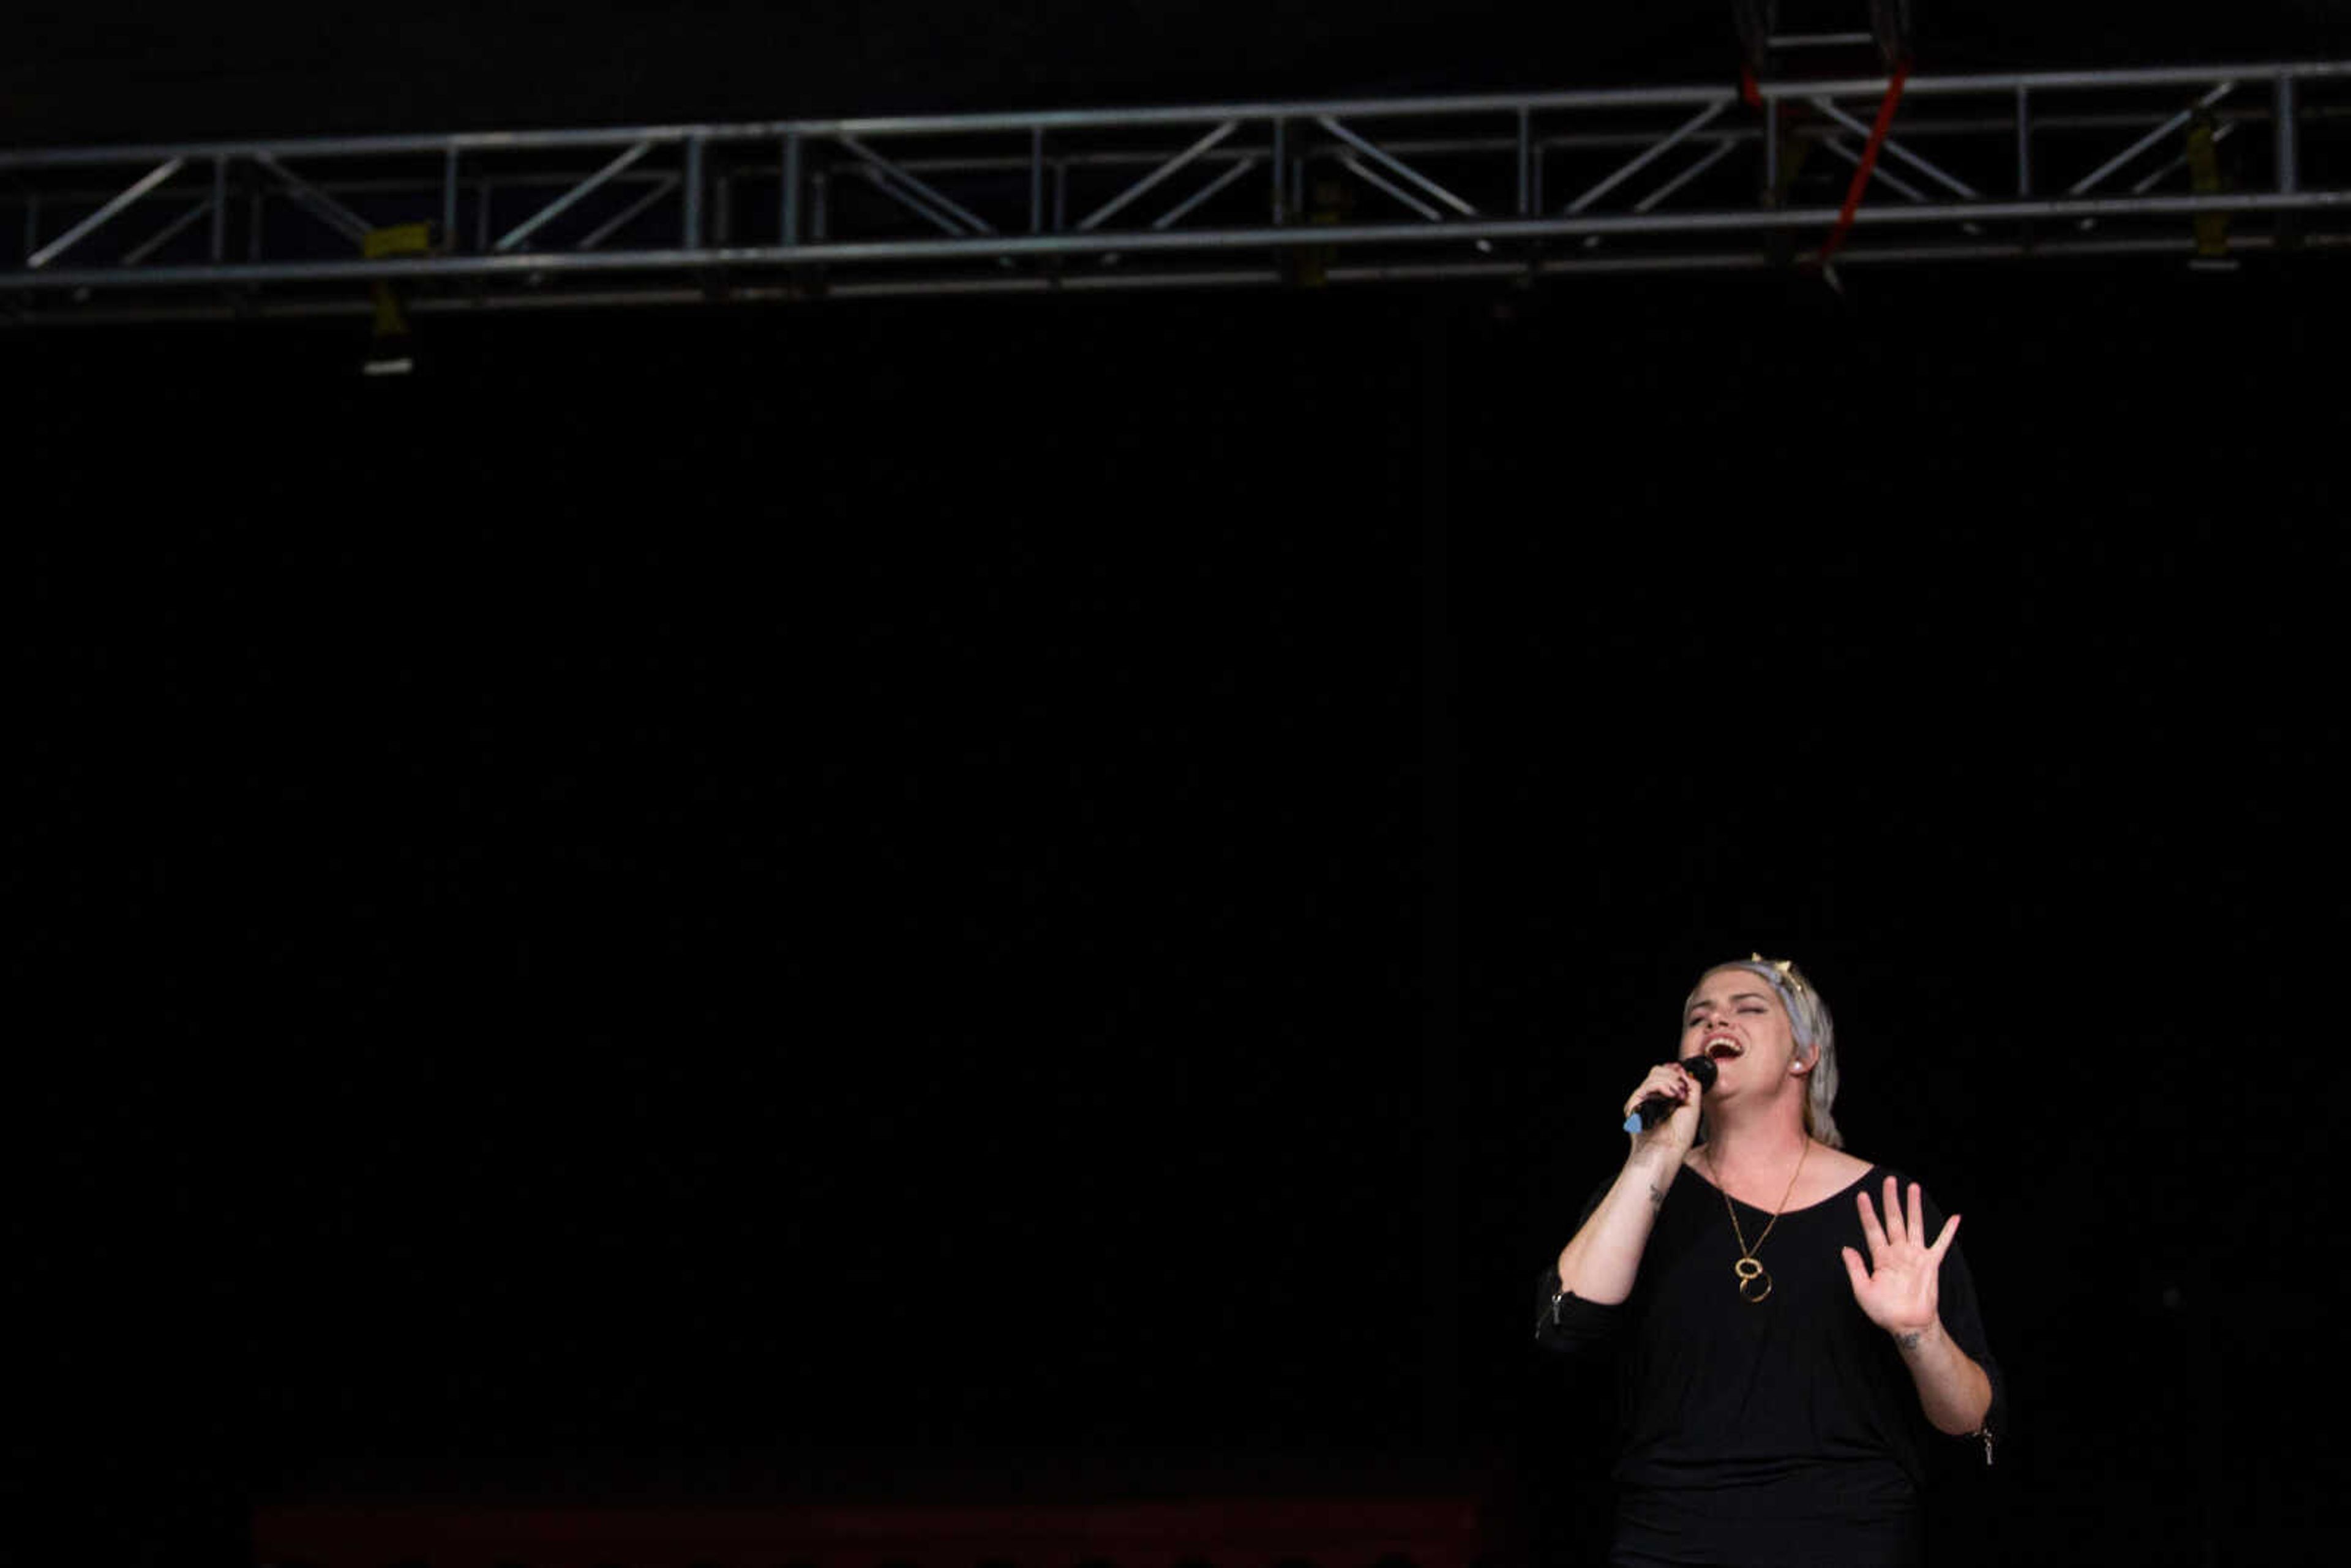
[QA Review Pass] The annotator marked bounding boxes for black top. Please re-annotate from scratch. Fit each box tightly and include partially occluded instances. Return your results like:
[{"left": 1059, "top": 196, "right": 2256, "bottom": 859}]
[{"left": 1535, "top": 1163, "right": 2004, "bottom": 1568}]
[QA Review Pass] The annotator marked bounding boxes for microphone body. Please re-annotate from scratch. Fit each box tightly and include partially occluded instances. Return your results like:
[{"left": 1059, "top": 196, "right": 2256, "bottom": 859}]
[{"left": 1622, "top": 1054, "right": 1719, "bottom": 1133}]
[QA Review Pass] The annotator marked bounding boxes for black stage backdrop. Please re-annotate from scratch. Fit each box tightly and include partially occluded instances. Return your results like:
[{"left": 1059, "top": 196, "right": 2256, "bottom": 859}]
[{"left": 10, "top": 263, "right": 2345, "bottom": 1562}]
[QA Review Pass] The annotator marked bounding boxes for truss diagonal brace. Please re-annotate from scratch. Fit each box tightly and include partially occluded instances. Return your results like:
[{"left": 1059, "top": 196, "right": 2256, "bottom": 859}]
[
  {"left": 2132, "top": 119, "right": 2238, "bottom": 195},
  {"left": 1818, "top": 135, "right": 1931, "bottom": 202},
  {"left": 1336, "top": 154, "right": 1448, "bottom": 221},
  {"left": 1077, "top": 119, "right": 1240, "bottom": 232},
  {"left": 254, "top": 152, "right": 377, "bottom": 246},
  {"left": 495, "top": 140, "right": 655, "bottom": 252},
  {"left": 122, "top": 197, "right": 217, "bottom": 266},
  {"left": 836, "top": 134, "right": 999, "bottom": 236},
  {"left": 1315, "top": 116, "right": 1480, "bottom": 217},
  {"left": 1566, "top": 99, "right": 1732, "bottom": 213},
  {"left": 1637, "top": 139, "right": 1739, "bottom": 212},
  {"left": 577, "top": 175, "right": 681, "bottom": 250},
  {"left": 1153, "top": 155, "right": 1258, "bottom": 230},
  {"left": 1805, "top": 96, "right": 1978, "bottom": 197},
  {"left": 26, "top": 157, "right": 184, "bottom": 269},
  {"left": 2068, "top": 81, "right": 2237, "bottom": 195}
]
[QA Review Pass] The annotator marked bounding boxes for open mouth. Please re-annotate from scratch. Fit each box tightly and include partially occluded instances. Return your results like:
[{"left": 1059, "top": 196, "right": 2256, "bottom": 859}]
[{"left": 1704, "top": 1037, "right": 1744, "bottom": 1061}]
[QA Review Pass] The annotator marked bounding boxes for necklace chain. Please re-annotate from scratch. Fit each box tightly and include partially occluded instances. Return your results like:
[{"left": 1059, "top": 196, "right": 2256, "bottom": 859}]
[{"left": 1711, "top": 1139, "right": 1810, "bottom": 1304}]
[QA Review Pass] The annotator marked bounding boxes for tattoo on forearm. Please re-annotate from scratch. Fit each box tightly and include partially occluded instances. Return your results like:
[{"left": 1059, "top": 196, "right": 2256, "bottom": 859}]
[{"left": 1648, "top": 1182, "right": 1667, "bottom": 1209}]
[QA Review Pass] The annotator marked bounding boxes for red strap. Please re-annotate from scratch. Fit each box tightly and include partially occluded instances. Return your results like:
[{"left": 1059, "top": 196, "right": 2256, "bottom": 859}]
[{"left": 1817, "top": 61, "right": 1910, "bottom": 268}]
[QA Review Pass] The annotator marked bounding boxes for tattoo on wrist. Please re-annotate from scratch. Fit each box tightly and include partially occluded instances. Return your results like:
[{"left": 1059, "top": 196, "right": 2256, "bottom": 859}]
[{"left": 1895, "top": 1330, "right": 1925, "bottom": 1352}]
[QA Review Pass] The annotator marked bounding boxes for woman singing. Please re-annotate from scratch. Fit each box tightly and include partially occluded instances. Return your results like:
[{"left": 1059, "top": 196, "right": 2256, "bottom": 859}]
[{"left": 1536, "top": 956, "right": 2003, "bottom": 1567}]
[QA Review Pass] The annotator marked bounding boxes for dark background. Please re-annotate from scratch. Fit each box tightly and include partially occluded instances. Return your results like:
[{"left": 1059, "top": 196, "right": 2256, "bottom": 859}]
[{"left": 11, "top": 7, "right": 2350, "bottom": 1567}]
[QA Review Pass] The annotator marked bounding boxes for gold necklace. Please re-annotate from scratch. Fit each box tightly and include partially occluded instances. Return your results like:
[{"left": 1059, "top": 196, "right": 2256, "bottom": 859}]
[{"left": 1711, "top": 1140, "right": 1810, "bottom": 1304}]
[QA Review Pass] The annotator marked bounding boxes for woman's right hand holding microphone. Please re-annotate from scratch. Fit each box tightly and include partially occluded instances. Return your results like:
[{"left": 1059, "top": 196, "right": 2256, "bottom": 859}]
[{"left": 1621, "top": 1059, "right": 1704, "bottom": 1161}]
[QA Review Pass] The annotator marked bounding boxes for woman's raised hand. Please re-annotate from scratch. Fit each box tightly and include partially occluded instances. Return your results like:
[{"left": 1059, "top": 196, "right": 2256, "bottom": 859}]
[{"left": 1840, "top": 1176, "right": 1959, "bottom": 1340}]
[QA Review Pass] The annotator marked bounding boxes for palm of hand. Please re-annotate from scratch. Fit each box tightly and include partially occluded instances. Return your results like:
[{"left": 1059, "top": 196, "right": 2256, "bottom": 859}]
[{"left": 1840, "top": 1176, "right": 1959, "bottom": 1338}]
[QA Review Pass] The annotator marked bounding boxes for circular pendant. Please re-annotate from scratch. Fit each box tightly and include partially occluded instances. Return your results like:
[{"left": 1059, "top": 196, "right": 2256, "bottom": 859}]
[{"left": 1734, "top": 1256, "right": 1773, "bottom": 1304}]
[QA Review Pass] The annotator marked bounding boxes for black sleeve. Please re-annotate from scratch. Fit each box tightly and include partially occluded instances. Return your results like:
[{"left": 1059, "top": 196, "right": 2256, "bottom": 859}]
[
  {"left": 1534, "top": 1267, "right": 1625, "bottom": 1354},
  {"left": 1935, "top": 1228, "right": 2008, "bottom": 1465},
  {"left": 1531, "top": 1179, "right": 1624, "bottom": 1356}
]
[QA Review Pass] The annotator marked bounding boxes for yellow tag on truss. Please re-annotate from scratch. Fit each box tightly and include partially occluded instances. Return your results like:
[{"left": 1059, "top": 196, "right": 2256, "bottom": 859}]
[{"left": 362, "top": 222, "right": 436, "bottom": 260}]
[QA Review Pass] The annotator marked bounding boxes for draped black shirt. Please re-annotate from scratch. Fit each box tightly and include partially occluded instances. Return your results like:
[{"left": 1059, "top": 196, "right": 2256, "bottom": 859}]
[{"left": 1535, "top": 1164, "right": 2003, "bottom": 1567}]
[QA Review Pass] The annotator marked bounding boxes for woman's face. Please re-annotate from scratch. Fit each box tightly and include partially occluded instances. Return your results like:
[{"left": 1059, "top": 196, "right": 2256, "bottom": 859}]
[{"left": 1681, "top": 967, "right": 1802, "bottom": 1087}]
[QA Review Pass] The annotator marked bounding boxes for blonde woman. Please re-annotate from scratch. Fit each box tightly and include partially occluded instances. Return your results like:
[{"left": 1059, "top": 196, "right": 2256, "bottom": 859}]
[{"left": 1539, "top": 956, "right": 2003, "bottom": 1568}]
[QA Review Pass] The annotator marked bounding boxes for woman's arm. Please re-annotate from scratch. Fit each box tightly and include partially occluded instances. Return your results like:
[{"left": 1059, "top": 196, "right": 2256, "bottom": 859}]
[
  {"left": 1839, "top": 1175, "right": 1995, "bottom": 1436},
  {"left": 1553, "top": 1060, "right": 1704, "bottom": 1304},
  {"left": 1891, "top": 1316, "right": 1994, "bottom": 1436}
]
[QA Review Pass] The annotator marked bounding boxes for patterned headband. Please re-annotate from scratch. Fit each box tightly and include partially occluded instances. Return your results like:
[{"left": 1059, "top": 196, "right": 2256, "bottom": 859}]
[{"left": 1725, "top": 953, "right": 1817, "bottom": 1049}]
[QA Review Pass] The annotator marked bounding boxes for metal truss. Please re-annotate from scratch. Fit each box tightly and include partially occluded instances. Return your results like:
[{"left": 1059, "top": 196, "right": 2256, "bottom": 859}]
[{"left": 6, "top": 59, "right": 2350, "bottom": 323}]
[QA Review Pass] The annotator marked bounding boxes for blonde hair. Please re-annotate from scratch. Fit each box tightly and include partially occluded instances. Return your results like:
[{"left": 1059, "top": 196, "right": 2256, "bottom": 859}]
[{"left": 1691, "top": 956, "right": 1842, "bottom": 1149}]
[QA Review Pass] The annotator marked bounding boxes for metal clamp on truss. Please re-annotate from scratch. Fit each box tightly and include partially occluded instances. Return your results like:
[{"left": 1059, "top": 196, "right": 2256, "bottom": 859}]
[{"left": 1736, "top": 0, "right": 1913, "bottom": 86}]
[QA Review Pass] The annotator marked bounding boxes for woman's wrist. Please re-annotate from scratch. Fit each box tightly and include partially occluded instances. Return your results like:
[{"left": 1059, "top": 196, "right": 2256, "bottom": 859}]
[{"left": 1888, "top": 1316, "right": 1949, "bottom": 1357}]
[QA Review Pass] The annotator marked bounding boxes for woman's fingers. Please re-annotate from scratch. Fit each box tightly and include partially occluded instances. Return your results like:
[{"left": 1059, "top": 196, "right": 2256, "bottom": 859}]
[
  {"left": 1621, "top": 1063, "right": 1693, "bottom": 1119},
  {"left": 1840, "top": 1245, "right": 1870, "bottom": 1292},
  {"left": 1856, "top": 1189, "right": 1888, "bottom": 1258},
  {"left": 1862, "top": 1179, "right": 1959, "bottom": 1266}
]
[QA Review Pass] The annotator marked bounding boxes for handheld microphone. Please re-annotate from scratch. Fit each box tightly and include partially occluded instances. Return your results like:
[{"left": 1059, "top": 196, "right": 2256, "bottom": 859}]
[{"left": 1622, "top": 1054, "right": 1718, "bottom": 1133}]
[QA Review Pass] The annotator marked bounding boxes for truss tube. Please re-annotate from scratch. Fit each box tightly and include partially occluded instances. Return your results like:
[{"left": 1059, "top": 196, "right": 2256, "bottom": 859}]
[
  {"left": 18, "top": 187, "right": 2351, "bottom": 291},
  {"left": 2278, "top": 77, "right": 2300, "bottom": 193},
  {"left": 1517, "top": 107, "right": 1532, "bottom": 216},
  {"left": 37, "top": 228, "right": 2351, "bottom": 324},
  {"left": 1760, "top": 61, "right": 2351, "bottom": 100},
  {"left": 9, "top": 65, "right": 2351, "bottom": 176},
  {"left": 1271, "top": 119, "right": 1288, "bottom": 223},
  {"left": 782, "top": 132, "right": 803, "bottom": 246},
  {"left": 443, "top": 148, "right": 460, "bottom": 250},
  {"left": 1029, "top": 127, "right": 1044, "bottom": 234},
  {"left": 2015, "top": 86, "right": 2032, "bottom": 195}
]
